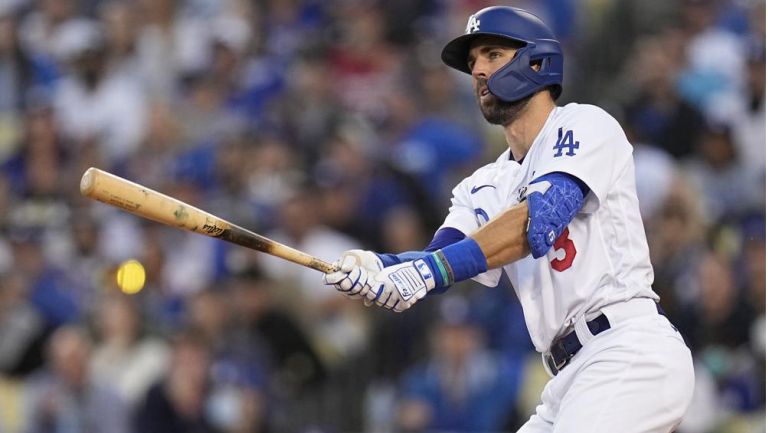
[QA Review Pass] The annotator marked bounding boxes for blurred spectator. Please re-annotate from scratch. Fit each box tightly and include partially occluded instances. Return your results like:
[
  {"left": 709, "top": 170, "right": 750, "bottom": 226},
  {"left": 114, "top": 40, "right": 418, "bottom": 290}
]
[
  {"left": 161, "top": 228, "right": 219, "bottom": 297},
  {"left": 710, "top": 44, "right": 766, "bottom": 207},
  {"left": 0, "top": 8, "right": 55, "bottom": 164},
  {"left": 632, "top": 143, "right": 678, "bottom": 221},
  {"left": 735, "top": 48, "right": 765, "bottom": 174},
  {"left": 10, "top": 230, "right": 80, "bottom": 330},
  {"left": 133, "top": 224, "right": 188, "bottom": 333},
  {"left": 89, "top": 293, "right": 169, "bottom": 408},
  {"left": 98, "top": 0, "right": 141, "bottom": 78},
  {"left": 683, "top": 122, "right": 759, "bottom": 222},
  {"left": 380, "top": 206, "right": 429, "bottom": 254},
  {"left": 52, "top": 21, "right": 147, "bottom": 165},
  {"left": 187, "top": 289, "right": 268, "bottom": 433},
  {"left": 134, "top": 331, "right": 218, "bottom": 433},
  {"left": 260, "top": 0, "right": 326, "bottom": 59},
  {"left": 134, "top": 0, "right": 212, "bottom": 99},
  {"left": 128, "top": 101, "right": 183, "bottom": 188},
  {"left": 18, "top": 0, "right": 88, "bottom": 64},
  {"left": 677, "top": 0, "right": 748, "bottom": 117},
  {"left": 174, "top": 74, "right": 240, "bottom": 154},
  {"left": 0, "top": 273, "right": 47, "bottom": 376},
  {"left": 270, "top": 54, "right": 344, "bottom": 164},
  {"left": 229, "top": 268, "right": 327, "bottom": 395},
  {"left": 58, "top": 209, "right": 108, "bottom": 309},
  {"left": 240, "top": 135, "right": 305, "bottom": 227},
  {"left": 396, "top": 296, "right": 524, "bottom": 432},
  {"left": 314, "top": 131, "right": 430, "bottom": 248},
  {"left": 623, "top": 31, "right": 705, "bottom": 159},
  {"left": 645, "top": 178, "right": 707, "bottom": 313},
  {"left": 261, "top": 187, "right": 360, "bottom": 299},
  {"left": 4, "top": 97, "right": 69, "bottom": 215},
  {"left": 260, "top": 188, "right": 369, "bottom": 368},
  {"left": 22, "top": 325, "right": 130, "bottom": 433},
  {"left": 388, "top": 87, "right": 484, "bottom": 205},
  {"left": 329, "top": 3, "right": 402, "bottom": 123},
  {"left": 679, "top": 250, "right": 753, "bottom": 351}
]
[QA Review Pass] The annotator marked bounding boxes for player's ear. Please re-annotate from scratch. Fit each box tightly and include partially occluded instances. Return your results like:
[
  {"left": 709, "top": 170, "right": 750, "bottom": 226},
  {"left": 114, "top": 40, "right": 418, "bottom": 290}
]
[{"left": 531, "top": 59, "right": 543, "bottom": 72}]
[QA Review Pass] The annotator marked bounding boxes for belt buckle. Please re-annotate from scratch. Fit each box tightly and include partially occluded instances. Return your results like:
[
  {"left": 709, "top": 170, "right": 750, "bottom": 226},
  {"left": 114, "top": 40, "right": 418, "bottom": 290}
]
[{"left": 544, "top": 352, "right": 567, "bottom": 375}]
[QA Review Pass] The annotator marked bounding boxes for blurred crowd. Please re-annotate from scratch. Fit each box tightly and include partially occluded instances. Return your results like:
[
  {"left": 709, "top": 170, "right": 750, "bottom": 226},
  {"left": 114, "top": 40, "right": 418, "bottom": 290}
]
[{"left": 0, "top": 0, "right": 764, "bottom": 432}]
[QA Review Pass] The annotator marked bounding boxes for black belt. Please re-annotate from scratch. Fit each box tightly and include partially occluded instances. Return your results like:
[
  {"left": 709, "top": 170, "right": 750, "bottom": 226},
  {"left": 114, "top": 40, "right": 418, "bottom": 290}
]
[{"left": 544, "top": 303, "right": 665, "bottom": 375}]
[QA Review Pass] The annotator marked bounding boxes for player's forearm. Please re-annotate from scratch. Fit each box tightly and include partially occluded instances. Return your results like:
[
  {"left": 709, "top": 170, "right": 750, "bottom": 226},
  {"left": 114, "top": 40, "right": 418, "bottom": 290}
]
[
  {"left": 471, "top": 202, "right": 530, "bottom": 269},
  {"left": 351, "top": 203, "right": 529, "bottom": 299}
]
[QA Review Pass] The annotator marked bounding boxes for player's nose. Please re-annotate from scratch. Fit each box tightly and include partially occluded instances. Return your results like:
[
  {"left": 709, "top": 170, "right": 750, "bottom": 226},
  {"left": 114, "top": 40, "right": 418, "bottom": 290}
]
[{"left": 471, "top": 59, "right": 490, "bottom": 80}]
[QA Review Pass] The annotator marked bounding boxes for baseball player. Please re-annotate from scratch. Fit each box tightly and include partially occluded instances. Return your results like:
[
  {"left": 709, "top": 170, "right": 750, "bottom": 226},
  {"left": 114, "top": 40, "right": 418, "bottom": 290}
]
[{"left": 323, "top": 6, "right": 694, "bottom": 432}]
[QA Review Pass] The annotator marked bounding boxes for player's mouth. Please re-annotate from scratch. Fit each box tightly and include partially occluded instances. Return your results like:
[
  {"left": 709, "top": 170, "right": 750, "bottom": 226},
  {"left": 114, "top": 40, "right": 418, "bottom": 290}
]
[{"left": 479, "top": 86, "right": 493, "bottom": 103}]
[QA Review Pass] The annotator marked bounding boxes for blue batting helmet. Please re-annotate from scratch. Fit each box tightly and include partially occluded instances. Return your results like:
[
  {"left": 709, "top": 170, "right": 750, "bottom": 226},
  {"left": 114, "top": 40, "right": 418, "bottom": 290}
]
[{"left": 441, "top": 6, "right": 563, "bottom": 102}]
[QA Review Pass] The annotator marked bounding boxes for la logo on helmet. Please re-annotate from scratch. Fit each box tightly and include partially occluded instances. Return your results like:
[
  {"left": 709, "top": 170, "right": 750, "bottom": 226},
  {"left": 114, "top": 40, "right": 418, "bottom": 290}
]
[{"left": 466, "top": 15, "right": 480, "bottom": 33}]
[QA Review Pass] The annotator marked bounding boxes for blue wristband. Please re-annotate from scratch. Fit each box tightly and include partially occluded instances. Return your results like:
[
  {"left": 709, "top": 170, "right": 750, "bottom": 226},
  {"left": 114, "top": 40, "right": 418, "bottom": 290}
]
[
  {"left": 439, "top": 237, "right": 488, "bottom": 283},
  {"left": 421, "top": 238, "right": 488, "bottom": 289}
]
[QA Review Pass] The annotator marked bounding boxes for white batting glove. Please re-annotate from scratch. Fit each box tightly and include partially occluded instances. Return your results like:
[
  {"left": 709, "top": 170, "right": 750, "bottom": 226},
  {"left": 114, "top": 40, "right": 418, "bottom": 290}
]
[
  {"left": 365, "top": 259, "right": 436, "bottom": 312},
  {"left": 323, "top": 250, "right": 383, "bottom": 299}
]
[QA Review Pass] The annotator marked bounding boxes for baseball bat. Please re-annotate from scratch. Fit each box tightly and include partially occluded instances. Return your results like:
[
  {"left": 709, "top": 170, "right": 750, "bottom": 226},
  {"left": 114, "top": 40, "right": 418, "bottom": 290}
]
[{"left": 79, "top": 167, "right": 336, "bottom": 274}]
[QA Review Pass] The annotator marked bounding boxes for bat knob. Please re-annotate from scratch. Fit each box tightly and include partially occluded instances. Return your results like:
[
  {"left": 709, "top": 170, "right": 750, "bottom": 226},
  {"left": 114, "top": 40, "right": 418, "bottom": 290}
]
[{"left": 80, "top": 167, "right": 98, "bottom": 196}]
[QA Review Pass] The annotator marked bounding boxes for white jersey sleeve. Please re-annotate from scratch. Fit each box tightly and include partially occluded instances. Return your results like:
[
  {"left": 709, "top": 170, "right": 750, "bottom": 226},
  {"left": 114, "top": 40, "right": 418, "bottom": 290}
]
[
  {"left": 531, "top": 104, "right": 633, "bottom": 213},
  {"left": 439, "top": 166, "right": 512, "bottom": 288},
  {"left": 440, "top": 179, "right": 478, "bottom": 235}
]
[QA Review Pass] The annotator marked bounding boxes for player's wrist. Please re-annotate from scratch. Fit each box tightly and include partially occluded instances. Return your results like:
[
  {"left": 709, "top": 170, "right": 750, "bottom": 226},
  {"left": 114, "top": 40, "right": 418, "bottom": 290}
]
[
  {"left": 426, "top": 238, "right": 488, "bottom": 288},
  {"left": 378, "top": 251, "right": 434, "bottom": 268},
  {"left": 376, "top": 252, "right": 401, "bottom": 268}
]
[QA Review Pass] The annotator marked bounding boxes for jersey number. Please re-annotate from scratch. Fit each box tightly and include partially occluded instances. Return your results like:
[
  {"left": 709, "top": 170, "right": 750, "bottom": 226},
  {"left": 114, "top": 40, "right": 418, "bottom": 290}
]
[{"left": 550, "top": 227, "right": 576, "bottom": 271}]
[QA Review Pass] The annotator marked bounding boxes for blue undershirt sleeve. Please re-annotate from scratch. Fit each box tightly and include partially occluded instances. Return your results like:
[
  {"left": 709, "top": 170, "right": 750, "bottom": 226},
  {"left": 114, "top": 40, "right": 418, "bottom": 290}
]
[{"left": 378, "top": 227, "right": 467, "bottom": 267}]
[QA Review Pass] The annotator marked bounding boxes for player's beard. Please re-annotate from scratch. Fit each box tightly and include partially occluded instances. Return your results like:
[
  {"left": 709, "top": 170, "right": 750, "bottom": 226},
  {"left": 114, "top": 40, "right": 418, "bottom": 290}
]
[{"left": 476, "top": 78, "right": 533, "bottom": 126}]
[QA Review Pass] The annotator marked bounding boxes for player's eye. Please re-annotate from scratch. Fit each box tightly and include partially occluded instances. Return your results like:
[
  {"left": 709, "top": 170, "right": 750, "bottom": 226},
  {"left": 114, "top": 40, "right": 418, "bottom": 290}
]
[{"left": 489, "top": 50, "right": 503, "bottom": 60}]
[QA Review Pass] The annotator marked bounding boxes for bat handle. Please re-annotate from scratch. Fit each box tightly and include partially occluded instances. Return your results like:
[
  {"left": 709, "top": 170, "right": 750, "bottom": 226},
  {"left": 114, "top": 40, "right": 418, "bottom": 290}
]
[{"left": 308, "top": 259, "right": 337, "bottom": 274}]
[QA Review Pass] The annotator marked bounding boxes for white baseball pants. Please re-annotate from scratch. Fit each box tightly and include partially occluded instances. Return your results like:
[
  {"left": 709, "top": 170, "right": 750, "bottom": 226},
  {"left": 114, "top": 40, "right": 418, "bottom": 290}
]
[{"left": 519, "top": 298, "right": 695, "bottom": 433}]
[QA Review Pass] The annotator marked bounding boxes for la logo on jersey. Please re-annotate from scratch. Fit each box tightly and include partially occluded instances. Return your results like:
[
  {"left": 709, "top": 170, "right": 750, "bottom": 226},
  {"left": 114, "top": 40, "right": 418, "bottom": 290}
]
[
  {"left": 554, "top": 127, "right": 579, "bottom": 157},
  {"left": 466, "top": 15, "right": 480, "bottom": 33}
]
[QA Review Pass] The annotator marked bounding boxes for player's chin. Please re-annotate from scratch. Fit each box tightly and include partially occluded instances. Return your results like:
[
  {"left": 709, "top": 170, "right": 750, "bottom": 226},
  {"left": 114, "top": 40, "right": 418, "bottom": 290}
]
[
  {"left": 479, "top": 95, "right": 532, "bottom": 126},
  {"left": 479, "top": 99, "right": 510, "bottom": 125}
]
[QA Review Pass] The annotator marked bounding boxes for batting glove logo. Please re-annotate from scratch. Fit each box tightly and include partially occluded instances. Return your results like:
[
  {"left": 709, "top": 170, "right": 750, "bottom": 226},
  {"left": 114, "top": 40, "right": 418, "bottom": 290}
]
[
  {"left": 389, "top": 265, "right": 428, "bottom": 301},
  {"left": 389, "top": 272, "right": 413, "bottom": 300},
  {"left": 415, "top": 259, "right": 433, "bottom": 282}
]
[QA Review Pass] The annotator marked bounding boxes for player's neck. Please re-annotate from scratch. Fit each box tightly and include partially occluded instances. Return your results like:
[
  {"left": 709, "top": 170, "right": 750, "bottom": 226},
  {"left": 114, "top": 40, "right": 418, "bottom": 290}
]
[{"left": 503, "top": 93, "right": 556, "bottom": 161}]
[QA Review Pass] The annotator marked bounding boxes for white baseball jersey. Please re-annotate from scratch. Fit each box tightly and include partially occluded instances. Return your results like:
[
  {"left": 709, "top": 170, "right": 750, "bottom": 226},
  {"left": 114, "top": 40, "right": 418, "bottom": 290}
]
[{"left": 441, "top": 103, "right": 658, "bottom": 352}]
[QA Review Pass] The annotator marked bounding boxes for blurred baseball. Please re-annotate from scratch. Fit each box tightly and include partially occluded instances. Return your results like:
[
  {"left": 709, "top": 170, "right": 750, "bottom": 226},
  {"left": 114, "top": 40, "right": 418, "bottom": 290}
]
[{"left": 116, "top": 259, "right": 146, "bottom": 294}]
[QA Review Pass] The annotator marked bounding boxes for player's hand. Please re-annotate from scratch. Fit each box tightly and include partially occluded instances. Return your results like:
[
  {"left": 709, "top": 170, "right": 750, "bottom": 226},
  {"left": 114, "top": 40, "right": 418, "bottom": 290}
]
[
  {"left": 323, "top": 250, "right": 383, "bottom": 299},
  {"left": 365, "top": 259, "right": 437, "bottom": 312}
]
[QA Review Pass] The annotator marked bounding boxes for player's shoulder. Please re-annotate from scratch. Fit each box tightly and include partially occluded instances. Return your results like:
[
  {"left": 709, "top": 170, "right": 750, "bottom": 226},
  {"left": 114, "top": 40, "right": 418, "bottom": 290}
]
[
  {"left": 555, "top": 102, "right": 628, "bottom": 140},
  {"left": 558, "top": 103, "right": 622, "bottom": 127},
  {"left": 452, "top": 152, "right": 519, "bottom": 193},
  {"left": 471, "top": 151, "right": 518, "bottom": 178}
]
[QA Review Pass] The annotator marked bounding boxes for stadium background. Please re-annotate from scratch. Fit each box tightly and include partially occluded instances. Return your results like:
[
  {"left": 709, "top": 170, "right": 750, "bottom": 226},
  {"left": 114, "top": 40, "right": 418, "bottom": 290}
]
[{"left": 0, "top": 0, "right": 764, "bottom": 432}]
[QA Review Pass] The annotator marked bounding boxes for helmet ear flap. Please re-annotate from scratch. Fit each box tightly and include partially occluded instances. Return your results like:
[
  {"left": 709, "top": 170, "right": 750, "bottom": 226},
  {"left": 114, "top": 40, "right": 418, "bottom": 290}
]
[
  {"left": 488, "top": 44, "right": 563, "bottom": 102},
  {"left": 488, "top": 46, "right": 534, "bottom": 101}
]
